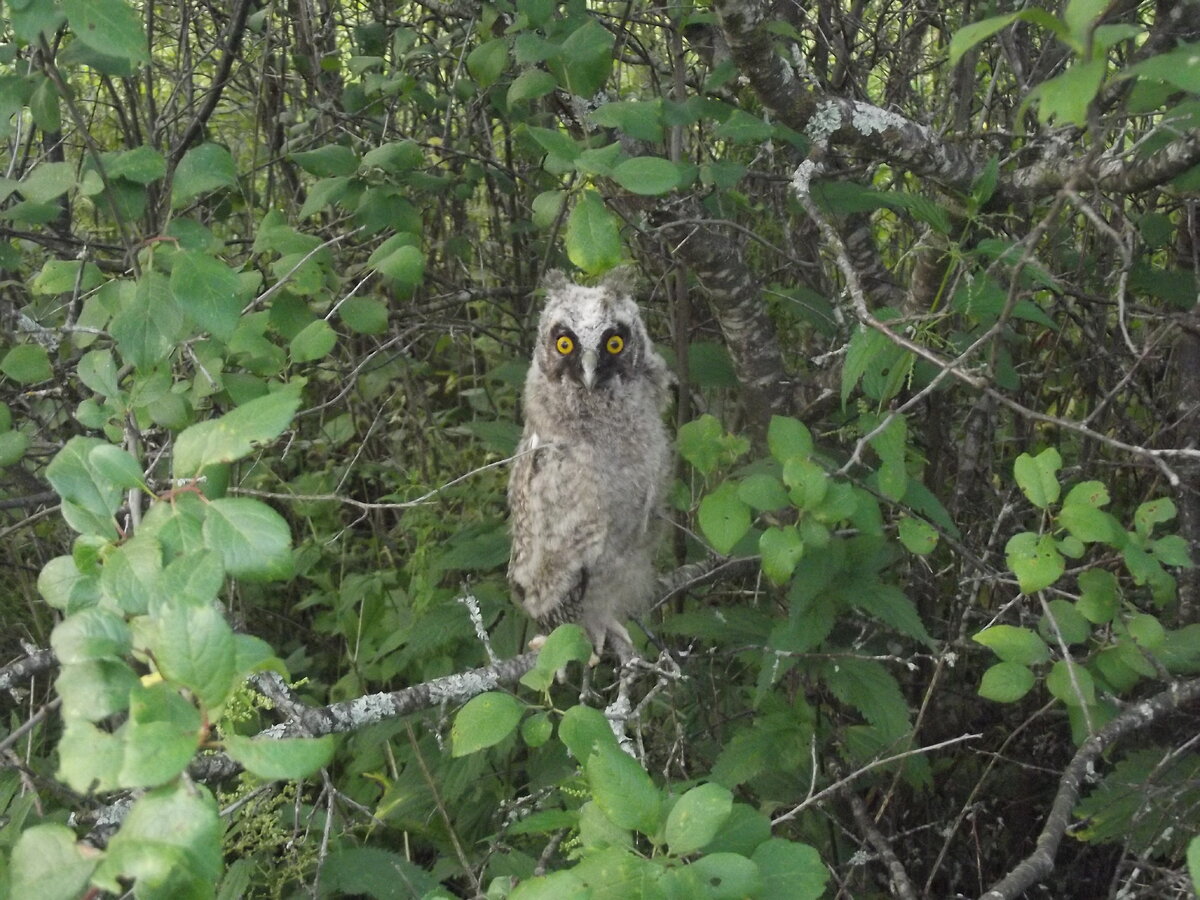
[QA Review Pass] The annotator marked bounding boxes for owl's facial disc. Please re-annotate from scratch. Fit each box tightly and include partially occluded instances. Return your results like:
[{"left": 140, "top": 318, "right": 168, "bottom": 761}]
[{"left": 548, "top": 322, "right": 630, "bottom": 390}]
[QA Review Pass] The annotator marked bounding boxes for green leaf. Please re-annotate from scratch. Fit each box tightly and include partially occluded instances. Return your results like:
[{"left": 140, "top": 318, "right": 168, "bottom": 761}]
[
  {"left": 1077, "top": 568, "right": 1118, "bottom": 624},
  {"left": 565, "top": 190, "right": 622, "bottom": 275},
  {"left": 467, "top": 38, "right": 508, "bottom": 88},
  {"left": 78, "top": 348, "right": 121, "bottom": 397},
  {"left": 699, "top": 482, "right": 751, "bottom": 555},
  {"left": 1153, "top": 534, "right": 1194, "bottom": 567},
  {"left": 752, "top": 839, "right": 828, "bottom": 900},
  {"left": 1188, "top": 835, "right": 1200, "bottom": 895},
  {"left": 1039, "top": 597, "right": 1092, "bottom": 645},
  {"left": 677, "top": 414, "right": 723, "bottom": 475},
  {"left": 759, "top": 526, "right": 804, "bottom": 584},
  {"left": 1064, "top": 480, "right": 1110, "bottom": 508},
  {"left": 290, "top": 144, "right": 360, "bottom": 177},
  {"left": 171, "top": 142, "right": 237, "bottom": 207},
  {"left": 683, "top": 853, "right": 762, "bottom": 899},
  {"left": 99, "top": 534, "right": 162, "bottom": 615},
  {"left": 56, "top": 658, "right": 138, "bottom": 721},
  {"left": 202, "top": 497, "right": 293, "bottom": 581},
  {"left": 338, "top": 297, "right": 388, "bottom": 334},
  {"left": 868, "top": 413, "right": 907, "bottom": 501},
  {"left": 507, "top": 68, "right": 557, "bottom": 104},
  {"left": 898, "top": 516, "right": 938, "bottom": 555},
  {"left": 547, "top": 18, "right": 614, "bottom": 97},
  {"left": 224, "top": 733, "right": 335, "bottom": 779},
  {"left": 823, "top": 658, "right": 910, "bottom": 740},
  {"left": 93, "top": 783, "right": 222, "bottom": 898},
  {"left": 768, "top": 416, "right": 813, "bottom": 463},
  {"left": 1006, "top": 531, "right": 1065, "bottom": 593},
  {"left": 737, "top": 473, "right": 790, "bottom": 511},
  {"left": 559, "top": 703, "right": 620, "bottom": 761},
  {"left": 852, "top": 584, "right": 933, "bottom": 645},
  {"left": 521, "top": 623, "right": 593, "bottom": 690},
  {"left": 586, "top": 741, "right": 661, "bottom": 834},
  {"left": 120, "top": 681, "right": 203, "bottom": 788},
  {"left": 451, "top": 691, "right": 523, "bottom": 756},
  {"left": 782, "top": 457, "right": 829, "bottom": 510},
  {"left": 526, "top": 126, "right": 581, "bottom": 164},
  {"left": 361, "top": 140, "right": 424, "bottom": 173},
  {"left": 0, "top": 428, "right": 28, "bottom": 466},
  {"left": 949, "top": 13, "right": 1019, "bottom": 67},
  {"left": 1135, "top": 497, "right": 1177, "bottom": 537},
  {"left": 1065, "top": 0, "right": 1109, "bottom": 45},
  {"left": 46, "top": 436, "right": 123, "bottom": 537},
  {"left": 611, "top": 156, "right": 682, "bottom": 195},
  {"left": 51, "top": 606, "right": 131, "bottom": 664},
  {"left": 589, "top": 99, "right": 664, "bottom": 142},
  {"left": 1058, "top": 503, "right": 1118, "bottom": 544},
  {"left": 978, "top": 661, "right": 1036, "bottom": 703},
  {"left": 106, "top": 144, "right": 166, "bottom": 184},
  {"left": 171, "top": 251, "right": 243, "bottom": 341},
  {"left": 18, "top": 161, "right": 75, "bottom": 203},
  {"left": 1029, "top": 58, "right": 1106, "bottom": 127},
  {"left": 110, "top": 272, "right": 186, "bottom": 371},
  {"left": 289, "top": 319, "right": 338, "bottom": 363},
  {"left": 0, "top": 343, "right": 52, "bottom": 383},
  {"left": 154, "top": 600, "right": 237, "bottom": 709},
  {"left": 318, "top": 848, "right": 439, "bottom": 899},
  {"left": 1013, "top": 448, "right": 1062, "bottom": 509},
  {"left": 1046, "top": 659, "right": 1096, "bottom": 707},
  {"left": 522, "top": 711, "right": 553, "bottom": 747},
  {"left": 174, "top": 383, "right": 302, "bottom": 477},
  {"left": 713, "top": 109, "right": 773, "bottom": 143},
  {"left": 372, "top": 243, "right": 425, "bottom": 287},
  {"left": 89, "top": 443, "right": 145, "bottom": 490},
  {"left": 10, "top": 824, "right": 98, "bottom": 900},
  {"left": 665, "top": 783, "right": 733, "bottom": 856},
  {"left": 63, "top": 0, "right": 149, "bottom": 64},
  {"left": 1126, "top": 613, "right": 1165, "bottom": 650},
  {"left": 973, "top": 625, "right": 1050, "bottom": 665},
  {"left": 531, "top": 189, "right": 565, "bottom": 229}
]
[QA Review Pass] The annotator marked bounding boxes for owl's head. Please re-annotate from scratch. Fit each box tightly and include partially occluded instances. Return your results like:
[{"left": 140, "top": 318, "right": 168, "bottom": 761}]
[{"left": 534, "top": 270, "right": 654, "bottom": 391}]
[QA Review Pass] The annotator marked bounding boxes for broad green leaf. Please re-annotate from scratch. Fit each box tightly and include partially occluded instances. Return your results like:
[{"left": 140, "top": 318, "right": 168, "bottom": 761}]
[
  {"left": 372, "top": 243, "right": 425, "bottom": 287},
  {"left": 361, "top": 141, "right": 424, "bottom": 173},
  {"left": 119, "top": 681, "right": 203, "bottom": 788},
  {"left": 665, "top": 783, "right": 733, "bottom": 856},
  {"left": 526, "top": 125, "right": 581, "bottom": 163},
  {"left": 31, "top": 259, "right": 104, "bottom": 296},
  {"left": 1153, "top": 534, "right": 1194, "bottom": 567},
  {"left": 1058, "top": 503, "right": 1118, "bottom": 544},
  {"left": 202, "top": 497, "right": 293, "bottom": 580},
  {"left": 565, "top": 190, "right": 622, "bottom": 275},
  {"left": 318, "top": 847, "right": 440, "bottom": 899},
  {"left": 559, "top": 703, "right": 619, "bottom": 761},
  {"left": 1039, "top": 597, "right": 1092, "bottom": 645},
  {"left": 759, "top": 526, "right": 804, "bottom": 584},
  {"left": 93, "top": 783, "right": 222, "bottom": 897},
  {"left": 154, "top": 599, "right": 237, "bottom": 709},
  {"left": 868, "top": 413, "right": 907, "bottom": 501},
  {"left": 509, "top": 870, "right": 590, "bottom": 900},
  {"left": 173, "top": 383, "right": 302, "bottom": 477},
  {"left": 1189, "top": 835, "right": 1200, "bottom": 895},
  {"left": 10, "top": 825, "right": 98, "bottom": 900},
  {"left": 611, "top": 156, "right": 682, "bottom": 195},
  {"left": 338, "top": 297, "right": 388, "bottom": 334},
  {"left": 298, "top": 175, "right": 351, "bottom": 218},
  {"left": 737, "top": 473, "right": 790, "bottom": 511},
  {"left": 78, "top": 348, "right": 121, "bottom": 397},
  {"left": 99, "top": 533, "right": 162, "bottom": 615},
  {"left": 522, "top": 712, "right": 553, "bottom": 747},
  {"left": 948, "top": 13, "right": 1020, "bottom": 67},
  {"left": 782, "top": 457, "right": 828, "bottom": 510},
  {"left": 507, "top": 68, "right": 557, "bottom": 104},
  {"left": 973, "top": 624, "right": 1050, "bottom": 665},
  {"left": 29, "top": 75, "right": 61, "bottom": 132},
  {"left": 224, "top": 733, "right": 335, "bottom": 778},
  {"left": 1077, "top": 568, "right": 1118, "bottom": 623},
  {"left": 172, "top": 142, "right": 237, "bottom": 207},
  {"left": 0, "top": 428, "right": 28, "bottom": 466},
  {"left": 63, "top": 0, "right": 149, "bottom": 64},
  {"left": 1065, "top": 0, "right": 1109, "bottom": 45},
  {"left": 290, "top": 319, "right": 338, "bottom": 363},
  {"left": 547, "top": 18, "right": 613, "bottom": 97},
  {"left": 89, "top": 443, "right": 145, "bottom": 490},
  {"left": 898, "top": 516, "right": 938, "bottom": 555},
  {"left": 1126, "top": 613, "right": 1165, "bottom": 650},
  {"left": 978, "top": 661, "right": 1036, "bottom": 703},
  {"left": 467, "top": 38, "right": 508, "bottom": 88},
  {"left": 46, "top": 436, "right": 123, "bottom": 537},
  {"left": 171, "top": 250, "right": 243, "bottom": 341},
  {"left": 451, "top": 691, "right": 523, "bottom": 756},
  {"left": 852, "top": 584, "right": 933, "bottom": 645},
  {"left": 1045, "top": 659, "right": 1096, "bottom": 707},
  {"left": 531, "top": 189, "right": 565, "bottom": 229},
  {"left": 753, "top": 839, "right": 828, "bottom": 900},
  {"left": 1013, "top": 448, "right": 1062, "bottom": 509},
  {"left": 1006, "top": 531, "right": 1065, "bottom": 593},
  {"left": 767, "top": 415, "right": 813, "bottom": 463},
  {"left": 57, "top": 719, "right": 123, "bottom": 792},
  {"left": 106, "top": 144, "right": 166, "bottom": 183},
  {"left": 521, "top": 623, "right": 593, "bottom": 691},
  {"left": 677, "top": 413, "right": 724, "bottom": 475},
  {"left": 18, "top": 161, "right": 75, "bottom": 203},
  {"left": 0, "top": 343, "right": 52, "bottom": 383},
  {"left": 822, "top": 657, "right": 910, "bottom": 740},
  {"left": 290, "top": 144, "right": 359, "bottom": 177},
  {"left": 589, "top": 99, "right": 664, "bottom": 142},
  {"left": 713, "top": 109, "right": 773, "bottom": 143},
  {"left": 109, "top": 271, "right": 186, "bottom": 371},
  {"left": 577, "top": 800, "right": 631, "bottom": 851},
  {"left": 56, "top": 658, "right": 138, "bottom": 721},
  {"left": 1130, "top": 42, "right": 1200, "bottom": 93},
  {"left": 38, "top": 555, "right": 100, "bottom": 612},
  {"left": 1030, "top": 59, "right": 1106, "bottom": 126},
  {"left": 1063, "top": 480, "right": 1110, "bottom": 508},
  {"left": 683, "top": 853, "right": 762, "bottom": 899},
  {"left": 586, "top": 741, "right": 661, "bottom": 834},
  {"left": 1135, "top": 497, "right": 1177, "bottom": 537},
  {"left": 699, "top": 482, "right": 751, "bottom": 555}
]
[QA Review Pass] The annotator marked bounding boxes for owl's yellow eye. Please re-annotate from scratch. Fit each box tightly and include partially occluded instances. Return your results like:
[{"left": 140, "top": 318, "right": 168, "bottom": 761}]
[
  {"left": 606, "top": 335, "right": 625, "bottom": 355},
  {"left": 555, "top": 335, "right": 574, "bottom": 355}
]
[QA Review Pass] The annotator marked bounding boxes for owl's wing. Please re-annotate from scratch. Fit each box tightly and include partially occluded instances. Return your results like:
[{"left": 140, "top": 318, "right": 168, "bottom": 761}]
[{"left": 508, "top": 436, "right": 605, "bottom": 626}]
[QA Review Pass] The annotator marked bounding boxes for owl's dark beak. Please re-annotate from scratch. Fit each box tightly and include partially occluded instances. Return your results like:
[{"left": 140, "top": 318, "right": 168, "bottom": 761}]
[{"left": 580, "top": 349, "right": 599, "bottom": 389}]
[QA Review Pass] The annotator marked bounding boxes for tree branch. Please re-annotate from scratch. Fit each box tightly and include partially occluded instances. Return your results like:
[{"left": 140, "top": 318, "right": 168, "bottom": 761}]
[{"left": 979, "top": 676, "right": 1200, "bottom": 900}]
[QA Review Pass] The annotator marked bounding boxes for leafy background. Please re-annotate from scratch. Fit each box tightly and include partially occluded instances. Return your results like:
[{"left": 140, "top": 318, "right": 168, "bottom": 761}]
[{"left": 2, "top": 0, "right": 1200, "bottom": 898}]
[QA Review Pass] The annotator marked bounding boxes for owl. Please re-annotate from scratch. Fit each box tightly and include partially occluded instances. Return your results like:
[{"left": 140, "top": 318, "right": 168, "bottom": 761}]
[{"left": 507, "top": 270, "right": 673, "bottom": 662}]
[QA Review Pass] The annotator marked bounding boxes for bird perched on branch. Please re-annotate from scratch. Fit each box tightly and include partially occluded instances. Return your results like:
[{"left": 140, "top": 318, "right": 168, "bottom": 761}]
[{"left": 507, "top": 270, "right": 673, "bottom": 662}]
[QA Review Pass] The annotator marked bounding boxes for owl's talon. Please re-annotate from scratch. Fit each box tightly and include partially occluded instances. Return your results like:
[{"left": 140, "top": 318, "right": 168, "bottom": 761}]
[{"left": 528, "top": 634, "right": 548, "bottom": 652}]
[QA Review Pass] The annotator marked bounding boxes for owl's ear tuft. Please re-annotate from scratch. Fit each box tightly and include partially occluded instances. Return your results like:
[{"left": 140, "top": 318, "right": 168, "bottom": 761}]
[
  {"left": 541, "top": 269, "right": 571, "bottom": 295},
  {"left": 599, "top": 265, "right": 637, "bottom": 297}
]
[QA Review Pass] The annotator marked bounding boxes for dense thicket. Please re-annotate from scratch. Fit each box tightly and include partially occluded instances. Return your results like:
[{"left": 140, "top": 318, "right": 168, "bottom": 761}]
[{"left": 2, "top": 1, "right": 1200, "bottom": 898}]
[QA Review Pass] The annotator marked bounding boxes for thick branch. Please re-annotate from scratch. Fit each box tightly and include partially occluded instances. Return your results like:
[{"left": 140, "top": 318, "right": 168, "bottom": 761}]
[
  {"left": 979, "top": 676, "right": 1200, "bottom": 900},
  {"left": 0, "top": 648, "right": 57, "bottom": 693}
]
